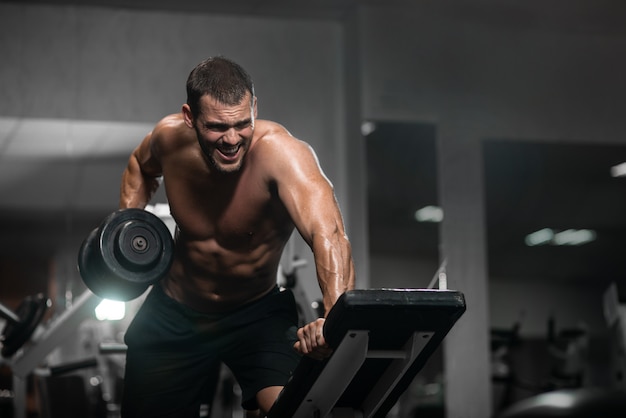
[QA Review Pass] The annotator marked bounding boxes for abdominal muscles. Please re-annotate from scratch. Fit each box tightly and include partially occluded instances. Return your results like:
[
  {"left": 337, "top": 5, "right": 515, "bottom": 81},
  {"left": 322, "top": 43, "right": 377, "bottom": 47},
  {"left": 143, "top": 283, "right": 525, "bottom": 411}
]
[{"left": 161, "top": 227, "right": 290, "bottom": 313}]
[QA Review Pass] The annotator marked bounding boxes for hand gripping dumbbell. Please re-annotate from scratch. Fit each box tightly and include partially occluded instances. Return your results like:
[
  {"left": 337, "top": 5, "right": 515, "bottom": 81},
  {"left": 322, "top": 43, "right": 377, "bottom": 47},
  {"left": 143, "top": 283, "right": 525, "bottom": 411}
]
[{"left": 78, "top": 208, "right": 174, "bottom": 301}]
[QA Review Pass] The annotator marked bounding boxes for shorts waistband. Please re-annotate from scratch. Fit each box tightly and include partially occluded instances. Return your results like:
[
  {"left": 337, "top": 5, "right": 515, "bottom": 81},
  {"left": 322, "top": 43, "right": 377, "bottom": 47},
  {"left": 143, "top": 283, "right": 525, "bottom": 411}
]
[{"left": 149, "top": 282, "right": 283, "bottom": 320}]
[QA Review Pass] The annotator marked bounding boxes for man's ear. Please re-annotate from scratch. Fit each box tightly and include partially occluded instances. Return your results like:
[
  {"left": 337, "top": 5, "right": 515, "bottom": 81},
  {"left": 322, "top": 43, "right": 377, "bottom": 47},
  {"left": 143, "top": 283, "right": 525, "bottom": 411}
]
[
  {"left": 252, "top": 96, "right": 258, "bottom": 119},
  {"left": 182, "top": 104, "right": 194, "bottom": 128}
]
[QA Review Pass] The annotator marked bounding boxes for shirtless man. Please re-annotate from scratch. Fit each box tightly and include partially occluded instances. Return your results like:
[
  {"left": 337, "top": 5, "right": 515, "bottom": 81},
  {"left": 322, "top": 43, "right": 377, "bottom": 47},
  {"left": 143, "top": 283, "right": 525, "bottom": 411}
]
[{"left": 118, "top": 56, "right": 355, "bottom": 417}]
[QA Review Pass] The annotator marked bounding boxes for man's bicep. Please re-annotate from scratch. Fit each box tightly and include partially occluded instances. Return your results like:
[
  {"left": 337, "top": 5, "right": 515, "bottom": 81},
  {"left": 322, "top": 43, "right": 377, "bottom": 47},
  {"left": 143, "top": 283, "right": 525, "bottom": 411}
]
[
  {"left": 274, "top": 141, "right": 355, "bottom": 311},
  {"left": 133, "top": 132, "right": 163, "bottom": 176},
  {"left": 276, "top": 145, "right": 342, "bottom": 244},
  {"left": 120, "top": 132, "right": 163, "bottom": 208}
]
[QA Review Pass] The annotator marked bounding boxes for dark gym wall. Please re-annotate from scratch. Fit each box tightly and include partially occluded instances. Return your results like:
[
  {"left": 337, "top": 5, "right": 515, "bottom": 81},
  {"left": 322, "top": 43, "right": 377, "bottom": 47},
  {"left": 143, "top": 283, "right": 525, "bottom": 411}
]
[
  {"left": 355, "top": 3, "right": 626, "bottom": 416},
  {"left": 1, "top": 2, "right": 626, "bottom": 417},
  {"left": 0, "top": 3, "right": 355, "bottom": 309}
]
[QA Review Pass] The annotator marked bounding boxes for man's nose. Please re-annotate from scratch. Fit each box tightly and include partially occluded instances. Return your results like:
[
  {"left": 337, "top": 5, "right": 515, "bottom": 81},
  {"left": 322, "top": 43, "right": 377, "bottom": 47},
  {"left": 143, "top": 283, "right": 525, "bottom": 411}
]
[{"left": 222, "top": 128, "right": 238, "bottom": 144}]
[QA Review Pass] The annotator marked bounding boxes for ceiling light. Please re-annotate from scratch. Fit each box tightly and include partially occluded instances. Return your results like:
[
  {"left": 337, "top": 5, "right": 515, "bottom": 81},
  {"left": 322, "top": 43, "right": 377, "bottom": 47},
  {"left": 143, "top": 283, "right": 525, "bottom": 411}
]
[
  {"left": 414, "top": 205, "right": 443, "bottom": 223},
  {"left": 525, "top": 228, "right": 596, "bottom": 246},
  {"left": 525, "top": 228, "right": 554, "bottom": 246},
  {"left": 361, "top": 121, "right": 376, "bottom": 136},
  {"left": 610, "top": 162, "right": 626, "bottom": 177},
  {"left": 553, "top": 229, "right": 596, "bottom": 246}
]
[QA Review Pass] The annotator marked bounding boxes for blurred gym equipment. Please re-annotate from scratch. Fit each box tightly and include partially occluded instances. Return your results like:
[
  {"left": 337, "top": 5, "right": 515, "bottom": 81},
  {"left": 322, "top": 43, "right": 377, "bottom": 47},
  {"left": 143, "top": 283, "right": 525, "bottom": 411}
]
[
  {"left": 5, "top": 289, "right": 103, "bottom": 418},
  {"left": 495, "top": 282, "right": 626, "bottom": 418},
  {"left": 497, "top": 387, "right": 626, "bottom": 418},
  {"left": 267, "top": 288, "right": 466, "bottom": 418}
]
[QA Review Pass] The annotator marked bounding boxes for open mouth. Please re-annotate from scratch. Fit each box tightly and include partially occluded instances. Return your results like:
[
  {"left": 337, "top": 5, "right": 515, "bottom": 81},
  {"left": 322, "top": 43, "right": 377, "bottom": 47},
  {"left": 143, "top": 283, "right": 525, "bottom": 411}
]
[{"left": 217, "top": 144, "right": 241, "bottom": 160}]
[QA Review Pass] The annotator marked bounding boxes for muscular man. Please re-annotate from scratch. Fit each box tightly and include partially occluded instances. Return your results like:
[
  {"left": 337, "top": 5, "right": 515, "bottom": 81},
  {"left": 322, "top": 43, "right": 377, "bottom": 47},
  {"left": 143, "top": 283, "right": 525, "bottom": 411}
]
[{"left": 118, "top": 56, "right": 355, "bottom": 417}]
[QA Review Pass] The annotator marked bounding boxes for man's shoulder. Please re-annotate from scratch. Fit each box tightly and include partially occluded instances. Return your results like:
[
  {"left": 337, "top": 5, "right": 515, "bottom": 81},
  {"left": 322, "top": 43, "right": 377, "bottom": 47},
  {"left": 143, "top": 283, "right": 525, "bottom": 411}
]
[
  {"left": 253, "top": 120, "right": 308, "bottom": 152},
  {"left": 250, "top": 121, "right": 318, "bottom": 177},
  {"left": 255, "top": 119, "right": 291, "bottom": 139},
  {"left": 155, "top": 113, "right": 186, "bottom": 133},
  {"left": 152, "top": 113, "right": 194, "bottom": 147}
]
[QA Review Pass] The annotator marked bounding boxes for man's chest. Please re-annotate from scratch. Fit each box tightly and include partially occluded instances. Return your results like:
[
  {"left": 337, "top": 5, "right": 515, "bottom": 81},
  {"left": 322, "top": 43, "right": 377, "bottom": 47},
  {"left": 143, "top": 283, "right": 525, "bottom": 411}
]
[{"left": 165, "top": 169, "right": 289, "bottom": 242}]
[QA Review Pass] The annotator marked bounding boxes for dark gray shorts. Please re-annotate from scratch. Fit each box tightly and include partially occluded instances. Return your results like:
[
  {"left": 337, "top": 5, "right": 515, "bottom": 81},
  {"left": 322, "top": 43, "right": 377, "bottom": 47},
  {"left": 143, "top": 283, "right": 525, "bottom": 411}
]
[{"left": 121, "top": 284, "right": 301, "bottom": 417}]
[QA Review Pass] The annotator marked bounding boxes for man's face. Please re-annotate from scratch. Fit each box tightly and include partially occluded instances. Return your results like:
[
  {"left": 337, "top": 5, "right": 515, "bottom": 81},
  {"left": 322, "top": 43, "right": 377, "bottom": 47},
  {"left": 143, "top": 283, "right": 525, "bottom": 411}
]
[{"left": 186, "top": 92, "right": 257, "bottom": 174}]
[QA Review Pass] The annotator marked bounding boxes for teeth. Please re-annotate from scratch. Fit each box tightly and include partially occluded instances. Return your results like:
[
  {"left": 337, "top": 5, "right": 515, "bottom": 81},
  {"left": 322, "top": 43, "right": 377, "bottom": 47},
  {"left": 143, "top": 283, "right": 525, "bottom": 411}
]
[{"left": 220, "top": 145, "right": 240, "bottom": 155}]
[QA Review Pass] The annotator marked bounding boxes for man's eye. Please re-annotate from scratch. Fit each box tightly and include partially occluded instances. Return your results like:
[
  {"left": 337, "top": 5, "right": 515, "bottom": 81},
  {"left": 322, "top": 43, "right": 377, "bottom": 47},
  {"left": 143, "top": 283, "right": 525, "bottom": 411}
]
[{"left": 206, "top": 124, "right": 227, "bottom": 132}]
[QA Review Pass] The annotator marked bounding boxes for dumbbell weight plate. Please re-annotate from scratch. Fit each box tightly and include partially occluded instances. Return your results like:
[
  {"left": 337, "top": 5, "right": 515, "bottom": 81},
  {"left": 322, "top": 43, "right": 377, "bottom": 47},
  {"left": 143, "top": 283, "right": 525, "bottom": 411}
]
[
  {"left": 1, "top": 293, "right": 50, "bottom": 358},
  {"left": 78, "top": 208, "right": 174, "bottom": 301}
]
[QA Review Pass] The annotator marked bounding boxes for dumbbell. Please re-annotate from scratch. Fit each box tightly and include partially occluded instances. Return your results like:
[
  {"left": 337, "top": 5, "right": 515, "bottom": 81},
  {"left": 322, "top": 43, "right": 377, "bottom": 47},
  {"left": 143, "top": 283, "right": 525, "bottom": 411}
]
[
  {"left": 1, "top": 294, "right": 50, "bottom": 358},
  {"left": 78, "top": 208, "right": 174, "bottom": 302}
]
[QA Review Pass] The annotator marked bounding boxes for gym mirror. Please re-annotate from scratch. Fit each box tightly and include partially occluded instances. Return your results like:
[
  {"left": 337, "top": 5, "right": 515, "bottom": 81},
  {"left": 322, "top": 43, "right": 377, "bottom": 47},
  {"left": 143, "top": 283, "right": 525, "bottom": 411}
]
[
  {"left": 365, "top": 120, "right": 440, "bottom": 288},
  {"left": 483, "top": 139, "right": 626, "bottom": 413},
  {"left": 365, "top": 120, "right": 444, "bottom": 416}
]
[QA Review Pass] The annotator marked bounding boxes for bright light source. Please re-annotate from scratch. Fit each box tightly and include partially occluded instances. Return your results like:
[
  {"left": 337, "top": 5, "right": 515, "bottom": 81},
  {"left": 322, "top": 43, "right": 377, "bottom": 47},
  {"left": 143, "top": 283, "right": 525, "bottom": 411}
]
[
  {"left": 610, "top": 162, "right": 626, "bottom": 177},
  {"left": 525, "top": 228, "right": 596, "bottom": 246},
  {"left": 361, "top": 121, "right": 376, "bottom": 136},
  {"left": 414, "top": 205, "right": 443, "bottom": 223},
  {"left": 537, "top": 391, "right": 576, "bottom": 409},
  {"left": 553, "top": 229, "right": 577, "bottom": 245},
  {"left": 553, "top": 229, "right": 596, "bottom": 246},
  {"left": 95, "top": 299, "right": 126, "bottom": 321},
  {"left": 525, "top": 228, "right": 554, "bottom": 246}
]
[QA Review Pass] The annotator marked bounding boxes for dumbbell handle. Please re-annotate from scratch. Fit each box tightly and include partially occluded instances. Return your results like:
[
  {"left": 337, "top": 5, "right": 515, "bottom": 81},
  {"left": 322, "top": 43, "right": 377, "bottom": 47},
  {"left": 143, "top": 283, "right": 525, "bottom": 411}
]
[{"left": 0, "top": 302, "right": 20, "bottom": 325}]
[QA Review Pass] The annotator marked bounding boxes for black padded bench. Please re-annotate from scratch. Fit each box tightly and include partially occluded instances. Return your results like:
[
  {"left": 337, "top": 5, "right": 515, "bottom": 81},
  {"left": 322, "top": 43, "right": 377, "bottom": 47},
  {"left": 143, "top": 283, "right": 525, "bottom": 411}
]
[{"left": 267, "top": 288, "right": 466, "bottom": 418}]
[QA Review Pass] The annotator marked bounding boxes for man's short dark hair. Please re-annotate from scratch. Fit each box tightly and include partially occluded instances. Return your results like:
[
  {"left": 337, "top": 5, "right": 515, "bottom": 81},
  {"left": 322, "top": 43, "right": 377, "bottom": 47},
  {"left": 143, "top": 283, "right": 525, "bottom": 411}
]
[{"left": 186, "top": 56, "right": 255, "bottom": 117}]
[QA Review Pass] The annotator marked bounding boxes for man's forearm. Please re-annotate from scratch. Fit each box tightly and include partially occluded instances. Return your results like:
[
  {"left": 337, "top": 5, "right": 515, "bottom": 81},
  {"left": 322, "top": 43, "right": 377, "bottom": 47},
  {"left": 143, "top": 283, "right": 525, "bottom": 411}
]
[
  {"left": 314, "top": 234, "right": 355, "bottom": 317},
  {"left": 119, "top": 155, "right": 161, "bottom": 209}
]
